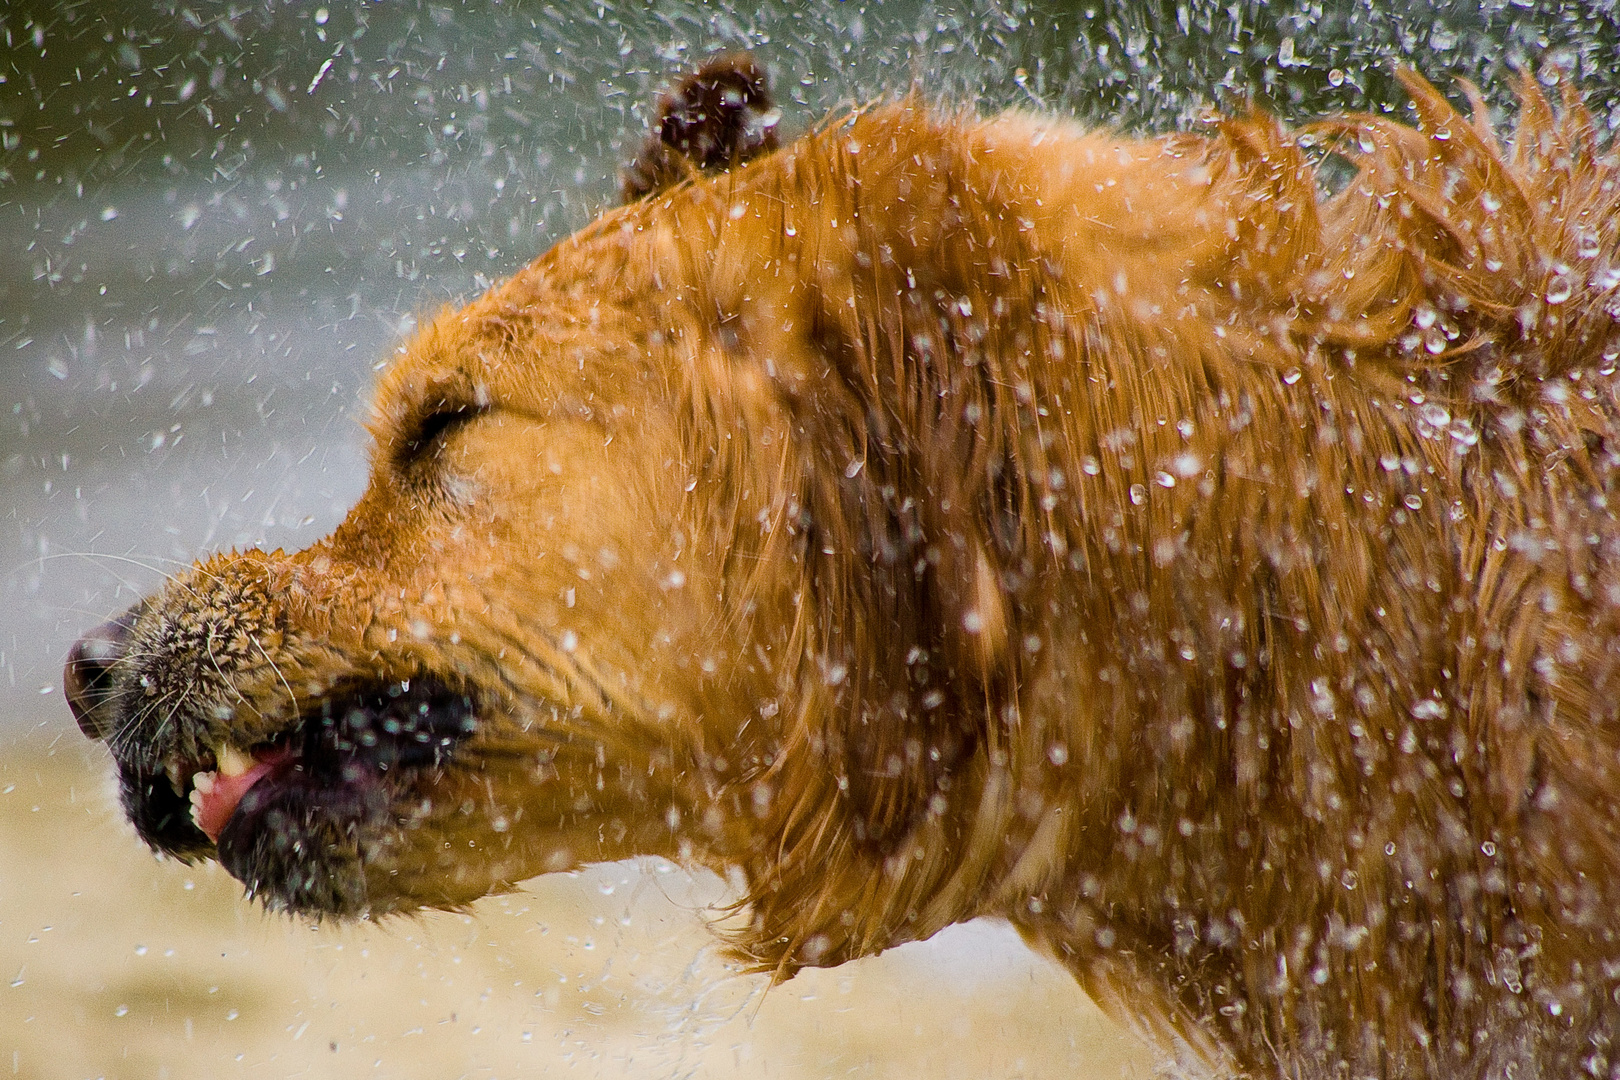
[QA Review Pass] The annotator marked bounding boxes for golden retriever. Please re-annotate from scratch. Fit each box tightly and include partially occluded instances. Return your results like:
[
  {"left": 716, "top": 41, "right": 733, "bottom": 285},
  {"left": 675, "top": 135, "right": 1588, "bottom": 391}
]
[{"left": 67, "top": 59, "right": 1620, "bottom": 1078}]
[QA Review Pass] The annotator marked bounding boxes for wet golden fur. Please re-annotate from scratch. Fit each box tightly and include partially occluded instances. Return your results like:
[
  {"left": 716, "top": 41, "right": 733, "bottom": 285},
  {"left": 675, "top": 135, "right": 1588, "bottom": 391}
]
[{"left": 94, "top": 73, "right": 1620, "bottom": 1077}]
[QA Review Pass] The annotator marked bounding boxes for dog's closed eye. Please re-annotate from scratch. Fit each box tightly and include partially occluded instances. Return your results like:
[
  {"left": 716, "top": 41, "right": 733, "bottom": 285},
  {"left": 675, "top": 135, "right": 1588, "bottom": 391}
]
[{"left": 394, "top": 402, "right": 489, "bottom": 464}]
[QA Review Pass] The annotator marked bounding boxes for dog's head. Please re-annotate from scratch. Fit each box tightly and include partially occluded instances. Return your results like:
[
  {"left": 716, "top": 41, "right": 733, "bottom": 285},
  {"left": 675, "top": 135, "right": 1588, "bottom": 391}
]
[{"left": 65, "top": 56, "right": 806, "bottom": 920}]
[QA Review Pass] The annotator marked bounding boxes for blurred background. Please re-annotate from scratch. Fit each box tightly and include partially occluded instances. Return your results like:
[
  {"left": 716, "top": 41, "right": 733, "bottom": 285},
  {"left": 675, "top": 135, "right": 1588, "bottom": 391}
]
[{"left": 3, "top": 1, "right": 1618, "bottom": 1077}]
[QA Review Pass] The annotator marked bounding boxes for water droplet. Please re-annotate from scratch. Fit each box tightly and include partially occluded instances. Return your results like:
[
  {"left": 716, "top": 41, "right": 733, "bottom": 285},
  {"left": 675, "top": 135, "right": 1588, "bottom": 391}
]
[{"left": 1411, "top": 698, "right": 1446, "bottom": 720}]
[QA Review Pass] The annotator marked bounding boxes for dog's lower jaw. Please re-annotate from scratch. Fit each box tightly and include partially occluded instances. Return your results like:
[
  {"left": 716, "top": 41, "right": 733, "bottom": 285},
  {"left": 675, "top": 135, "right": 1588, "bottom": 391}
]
[{"left": 328, "top": 740, "right": 705, "bottom": 916}]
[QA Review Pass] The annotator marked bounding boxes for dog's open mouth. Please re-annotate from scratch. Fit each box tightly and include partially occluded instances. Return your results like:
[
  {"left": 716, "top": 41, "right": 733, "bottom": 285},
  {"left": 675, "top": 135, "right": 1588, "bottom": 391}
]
[
  {"left": 120, "top": 677, "right": 479, "bottom": 909},
  {"left": 186, "top": 739, "right": 299, "bottom": 842}
]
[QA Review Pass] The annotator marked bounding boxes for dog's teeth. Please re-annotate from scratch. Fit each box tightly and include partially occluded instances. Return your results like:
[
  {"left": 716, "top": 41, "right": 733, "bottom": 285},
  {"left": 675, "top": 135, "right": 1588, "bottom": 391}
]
[
  {"left": 216, "top": 744, "right": 254, "bottom": 778},
  {"left": 189, "top": 783, "right": 207, "bottom": 831},
  {"left": 164, "top": 758, "right": 186, "bottom": 797}
]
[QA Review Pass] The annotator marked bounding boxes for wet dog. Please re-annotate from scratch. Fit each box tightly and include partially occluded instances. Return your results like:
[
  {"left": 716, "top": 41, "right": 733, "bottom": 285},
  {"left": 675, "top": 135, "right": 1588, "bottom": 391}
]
[{"left": 68, "top": 58, "right": 1620, "bottom": 1078}]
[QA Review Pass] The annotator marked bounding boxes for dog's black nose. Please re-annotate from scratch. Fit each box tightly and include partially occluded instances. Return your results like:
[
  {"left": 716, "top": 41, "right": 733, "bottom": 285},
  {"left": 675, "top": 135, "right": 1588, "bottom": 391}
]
[{"left": 65, "top": 609, "right": 139, "bottom": 741}]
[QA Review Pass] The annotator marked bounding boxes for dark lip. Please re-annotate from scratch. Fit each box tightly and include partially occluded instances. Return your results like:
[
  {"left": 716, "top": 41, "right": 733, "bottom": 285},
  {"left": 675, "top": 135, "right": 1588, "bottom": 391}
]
[{"left": 119, "top": 677, "right": 481, "bottom": 879}]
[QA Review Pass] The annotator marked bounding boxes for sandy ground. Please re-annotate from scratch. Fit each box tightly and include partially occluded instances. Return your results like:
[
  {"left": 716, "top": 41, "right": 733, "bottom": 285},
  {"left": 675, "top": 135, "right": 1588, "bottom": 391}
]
[{"left": 1, "top": 730, "right": 1154, "bottom": 1080}]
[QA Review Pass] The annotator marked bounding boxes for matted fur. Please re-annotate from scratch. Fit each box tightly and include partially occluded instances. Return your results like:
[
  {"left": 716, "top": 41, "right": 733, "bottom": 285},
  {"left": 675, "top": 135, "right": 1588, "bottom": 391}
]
[{"left": 74, "top": 72, "right": 1620, "bottom": 1078}]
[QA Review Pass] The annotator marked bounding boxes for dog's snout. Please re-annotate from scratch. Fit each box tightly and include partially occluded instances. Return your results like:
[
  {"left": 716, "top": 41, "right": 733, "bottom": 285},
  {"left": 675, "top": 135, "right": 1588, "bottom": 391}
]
[{"left": 65, "top": 608, "right": 140, "bottom": 740}]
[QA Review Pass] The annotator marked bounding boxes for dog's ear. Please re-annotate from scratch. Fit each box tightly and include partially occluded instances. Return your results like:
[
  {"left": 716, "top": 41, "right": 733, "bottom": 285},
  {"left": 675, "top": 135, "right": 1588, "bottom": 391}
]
[
  {"left": 765, "top": 129, "right": 1060, "bottom": 852},
  {"left": 803, "top": 456, "right": 1014, "bottom": 850},
  {"left": 622, "top": 52, "right": 781, "bottom": 203}
]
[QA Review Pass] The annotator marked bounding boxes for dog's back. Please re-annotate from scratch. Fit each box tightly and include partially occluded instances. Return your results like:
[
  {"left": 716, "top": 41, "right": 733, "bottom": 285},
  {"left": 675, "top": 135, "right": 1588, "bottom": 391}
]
[{"left": 985, "top": 76, "right": 1620, "bottom": 1078}]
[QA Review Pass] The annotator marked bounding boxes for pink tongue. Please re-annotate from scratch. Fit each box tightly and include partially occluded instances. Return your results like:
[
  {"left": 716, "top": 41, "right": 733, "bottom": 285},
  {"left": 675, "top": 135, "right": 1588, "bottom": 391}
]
[{"left": 195, "top": 753, "right": 287, "bottom": 843}]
